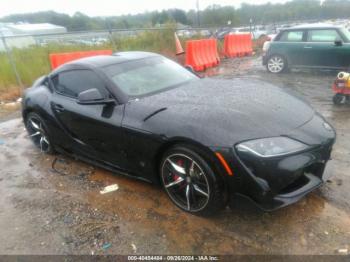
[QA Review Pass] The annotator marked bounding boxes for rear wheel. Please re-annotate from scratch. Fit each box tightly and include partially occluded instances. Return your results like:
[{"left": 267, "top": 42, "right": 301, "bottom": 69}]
[
  {"left": 160, "top": 145, "right": 226, "bottom": 216},
  {"left": 333, "top": 93, "right": 346, "bottom": 105},
  {"left": 267, "top": 55, "right": 287, "bottom": 73},
  {"left": 25, "top": 112, "right": 54, "bottom": 154}
]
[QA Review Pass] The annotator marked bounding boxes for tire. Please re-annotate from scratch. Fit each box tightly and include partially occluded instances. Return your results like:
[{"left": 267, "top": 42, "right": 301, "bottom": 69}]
[
  {"left": 266, "top": 55, "right": 287, "bottom": 73},
  {"left": 160, "top": 145, "right": 226, "bottom": 216},
  {"left": 25, "top": 112, "right": 55, "bottom": 154},
  {"left": 333, "top": 93, "right": 346, "bottom": 105}
]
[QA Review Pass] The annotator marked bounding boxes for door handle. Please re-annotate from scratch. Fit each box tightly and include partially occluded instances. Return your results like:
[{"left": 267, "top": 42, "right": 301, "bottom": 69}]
[
  {"left": 304, "top": 46, "right": 312, "bottom": 49},
  {"left": 52, "top": 103, "right": 65, "bottom": 113}
]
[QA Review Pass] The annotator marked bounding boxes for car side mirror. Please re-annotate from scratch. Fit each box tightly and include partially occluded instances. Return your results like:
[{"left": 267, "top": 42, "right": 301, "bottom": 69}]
[
  {"left": 77, "top": 88, "right": 115, "bottom": 105},
  {"left": 335, "top": 40, "right": 343, "bottom": 46}
]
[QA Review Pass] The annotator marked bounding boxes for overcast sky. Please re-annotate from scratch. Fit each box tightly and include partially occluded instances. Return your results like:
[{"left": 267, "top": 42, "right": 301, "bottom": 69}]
[{"left": 0, "top": 0, "right": 289, "bottom": 18}]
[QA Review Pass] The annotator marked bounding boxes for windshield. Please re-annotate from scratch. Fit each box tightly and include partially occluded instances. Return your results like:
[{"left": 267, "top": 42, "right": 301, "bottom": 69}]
[
  {"left": 340, "top": 28, "right": 350, "bottom": 42},
  {"left": 105, "top": 56, "right": 199, "bottom": 97}
]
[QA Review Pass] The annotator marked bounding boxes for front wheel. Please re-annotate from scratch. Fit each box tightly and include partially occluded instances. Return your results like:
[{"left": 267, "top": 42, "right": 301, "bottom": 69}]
[
  {"left": 267, "top": 55, "right": 287, "bottom": 73},
  {"left": 160, "top": 145, "right": 226, "bottom": 216}
]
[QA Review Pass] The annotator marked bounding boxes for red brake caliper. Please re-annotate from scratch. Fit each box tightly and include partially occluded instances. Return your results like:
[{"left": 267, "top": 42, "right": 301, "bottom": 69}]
[
  {"left": 173, "top": 159, "right": 183, "bottom": 181},
  {"left": 176, "top": 159, "right": 187, "bottom": 190}
]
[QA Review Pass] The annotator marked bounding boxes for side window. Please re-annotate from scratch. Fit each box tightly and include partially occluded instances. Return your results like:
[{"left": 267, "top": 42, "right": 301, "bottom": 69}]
[
  {"left": 307, "top": 30, "right": 341, "bottom": 42},
  {"left": 52, "top": 70, "right": 108, "bottom": 98},
  {"left": 279, "top": 31, "right": 304, "bottom": 42}
]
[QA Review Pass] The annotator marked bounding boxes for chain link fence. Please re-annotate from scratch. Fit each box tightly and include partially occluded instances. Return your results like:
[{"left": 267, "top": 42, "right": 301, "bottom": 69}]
[{"left": 0, "top": 27, "right": 219, "bottom": 98}]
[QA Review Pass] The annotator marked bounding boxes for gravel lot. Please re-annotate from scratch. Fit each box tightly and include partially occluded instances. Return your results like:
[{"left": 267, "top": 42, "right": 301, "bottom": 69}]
[{"left": 0, "top": 56, "right": 349, "bottom": 255}]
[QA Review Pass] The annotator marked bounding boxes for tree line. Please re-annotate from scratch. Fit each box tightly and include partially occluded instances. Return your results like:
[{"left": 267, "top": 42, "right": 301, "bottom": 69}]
[{"left": 1, "top": 0, "right": 350, "bottom": 31}]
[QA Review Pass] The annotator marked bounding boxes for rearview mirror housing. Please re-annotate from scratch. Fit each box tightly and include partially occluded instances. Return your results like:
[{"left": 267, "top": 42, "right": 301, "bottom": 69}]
[{"left": 77, "top": 88, "right": 115, "bottom": 105}]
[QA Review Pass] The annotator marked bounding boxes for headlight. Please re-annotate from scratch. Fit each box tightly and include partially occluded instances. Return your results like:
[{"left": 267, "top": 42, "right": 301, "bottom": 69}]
[{"left": 236, "top": 137, "right": 308, "bottom": 158}]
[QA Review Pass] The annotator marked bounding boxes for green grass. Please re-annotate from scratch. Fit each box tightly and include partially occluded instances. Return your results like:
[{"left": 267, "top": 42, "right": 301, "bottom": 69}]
[
  {"left": 0, "top": 28, "right": 177, "bottom": 96},
  {"left": 0, "top": 27, "right": 258, "bottom": 100},
  {"left": 112, "top": 27, "right": 176, "bottom": 54}
]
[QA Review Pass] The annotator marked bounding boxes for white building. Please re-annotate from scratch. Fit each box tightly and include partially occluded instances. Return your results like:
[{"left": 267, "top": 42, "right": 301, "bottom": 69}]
[
  {"left": 5, "top": 23, "right": 67, "bottom": 35},
  {"left": 0, "top": 25, "right": 14, "bottom": 37},
  {"left": 0, "top": 23, "right": 67, "bottom": 51}
]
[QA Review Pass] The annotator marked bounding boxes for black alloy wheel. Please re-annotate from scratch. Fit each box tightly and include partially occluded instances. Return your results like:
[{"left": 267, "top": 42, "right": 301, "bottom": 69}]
[
  {"left": 160, "top": 145, "right": 225, "bottom": 215},
  {"left": 25, "top": 112, "right": 54, "bottom": 154}
]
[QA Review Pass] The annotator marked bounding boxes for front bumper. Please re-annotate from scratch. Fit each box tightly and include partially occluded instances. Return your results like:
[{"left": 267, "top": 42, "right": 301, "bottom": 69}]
[
  {"left": 214, "top": 116, "right": 336, "bottom": 211},
  {"left": 233, "top": 141, "right": 333, "bottom": 211},
  {"left": 244, "top": 172, "right": 323, "bottom": 211},
  {"left": 267, "top": 173, "right": 322, "bottom": 209},
  {"left": 262, "top": 55, "right": 268, "bottom": 65}
]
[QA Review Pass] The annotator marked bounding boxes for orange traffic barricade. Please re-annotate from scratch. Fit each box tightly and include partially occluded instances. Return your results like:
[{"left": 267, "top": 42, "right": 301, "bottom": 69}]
[
  {"left": 224, "top": 34, "right": 253, "bottom": 58},
  {"left": 185, "top": 38, "right": 220, "bottom": 72},
  {"left": 49, "top": 49, "right": 113, "bottom": 70}
]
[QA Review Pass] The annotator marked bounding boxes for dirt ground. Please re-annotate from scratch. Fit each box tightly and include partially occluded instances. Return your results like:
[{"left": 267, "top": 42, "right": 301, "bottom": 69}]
[{"left": 0, "top": 56, "right": 350, "bottom": 255}]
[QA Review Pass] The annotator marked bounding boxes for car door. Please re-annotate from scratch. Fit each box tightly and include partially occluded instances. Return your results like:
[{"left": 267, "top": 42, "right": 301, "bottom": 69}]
[
  {"left": 274, "top": 30, "right": 306, "bottom": 66},
  {"left": 304, "top": 29, "right": 344, "bottom": 68},
  {"left": 334, "top": 28, "right": 350, "bottom": 68},
  {"left": 50, "top": 69, "right": 128, "bottom": 170}
]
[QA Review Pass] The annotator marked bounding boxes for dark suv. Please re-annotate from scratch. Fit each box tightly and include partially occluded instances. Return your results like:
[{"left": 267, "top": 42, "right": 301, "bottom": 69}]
[{"left": 263, "top": 24, "right": 350, "bottom": 73}]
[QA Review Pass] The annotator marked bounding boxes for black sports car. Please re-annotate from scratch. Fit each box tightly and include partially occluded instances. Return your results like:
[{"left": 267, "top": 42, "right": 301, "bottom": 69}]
[{"left": 22, "top": 51, "right": 336, "bottom": 215}]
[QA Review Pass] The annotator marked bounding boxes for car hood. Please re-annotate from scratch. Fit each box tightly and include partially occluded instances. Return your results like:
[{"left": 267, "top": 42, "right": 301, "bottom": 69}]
[{"left": 123, "top": 78, "right": 316, "bottom": 147}]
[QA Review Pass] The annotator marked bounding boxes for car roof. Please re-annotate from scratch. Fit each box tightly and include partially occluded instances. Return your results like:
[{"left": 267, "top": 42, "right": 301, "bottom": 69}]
[
  {"left": 287, "top": 23, "right": 342, "bottom": 30},
  {"left": 51, "top": 51, "right": 161, "bottom": 74}
]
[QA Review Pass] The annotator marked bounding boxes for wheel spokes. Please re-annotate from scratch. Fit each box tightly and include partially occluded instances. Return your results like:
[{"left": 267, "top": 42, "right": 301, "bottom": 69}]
[
  {"left": 189, "top": 184, "right": 197, "bottom": 208},
  {"left": 29, "top": 119, "right": 41, "bottom": 131},
  {"left": 29, "top": 131, "right": 41, "bottom": 137},
  {"left": 166, "top": 159, "right": 186, "bottom": 177},
  {"left": 268, "top": 57, "right": 283, "bottom": 72},
  {"left": 40, "top": 137, "right": 45, "bottom": 152},
  {"left": 165, "top": 177, "right": 185, "bottom": 188},
  {"left": 193, "top": 184, "right": 209, "bottom": 197},
  {"left": 186, "top": 184, "right": 190, "bottom": 210},
  {"left": 42, "top": 136, "right": 50, "bottom": 145},
  {"left": 189, "top": 160, "right": 195, "bottom": 176}
]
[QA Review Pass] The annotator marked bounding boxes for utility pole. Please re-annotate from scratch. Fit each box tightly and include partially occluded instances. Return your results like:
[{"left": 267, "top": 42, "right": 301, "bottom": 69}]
[{"left": 196, "top": 0, "right": 200, "bottom": 27}]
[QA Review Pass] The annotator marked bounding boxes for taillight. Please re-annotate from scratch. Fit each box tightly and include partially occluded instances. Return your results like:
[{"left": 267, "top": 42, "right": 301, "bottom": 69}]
[{"left": 262, "top": 41, "right": 271, "bottom": 53}]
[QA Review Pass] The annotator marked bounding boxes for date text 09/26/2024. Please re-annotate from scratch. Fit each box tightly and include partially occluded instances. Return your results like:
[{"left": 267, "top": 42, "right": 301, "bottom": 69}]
[{"left": 127, "top": 256, "right": 219, "bottom": 261}]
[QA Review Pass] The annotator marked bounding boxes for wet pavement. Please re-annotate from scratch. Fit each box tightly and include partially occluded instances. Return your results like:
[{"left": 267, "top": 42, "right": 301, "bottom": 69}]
[{"left": 0, "top": 56, "right": 350, "bottom": 255}]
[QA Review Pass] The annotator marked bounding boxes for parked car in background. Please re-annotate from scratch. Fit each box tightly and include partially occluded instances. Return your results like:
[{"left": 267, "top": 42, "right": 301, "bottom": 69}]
[
  {"left": 214, "top": 27, "right": 233, "bottom": 40},
  {"left": 263, "top": 24, "right": 350, "bottom": 73},
  {"left": 177, "top": 29, "right": 194, "bottom": 38},
  {"left": 198, "top": 29, "right": 212, "bottom": 37},
  {"left": 215, "top": 26, "right": 269, "bottom": 40},
  {"left": 232, "top": 26, "right": 268, "bottom": 40}
]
